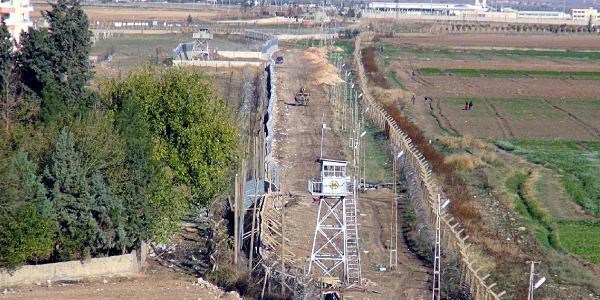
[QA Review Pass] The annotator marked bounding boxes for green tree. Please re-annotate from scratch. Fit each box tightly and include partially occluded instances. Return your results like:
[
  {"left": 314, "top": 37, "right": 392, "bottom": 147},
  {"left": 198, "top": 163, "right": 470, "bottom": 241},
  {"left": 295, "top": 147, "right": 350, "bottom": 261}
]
[
  {"left": 70, "top": 111, "right": 128, "bottom": 254},
  {"left": 0, "top": 151, "right": 55, "bottom": 269},
  {"left": 100, "top": 68, "right": 239, "bottom": 242},
  {"left": 44, "top": 128, "right": 98, "bottom": 260},
  {"left": 44, "top": 0, "right": 93, "bottom": 103},
  {"left": 0, "top": 21, "right": 17, "bottom": 132},
  {"left": 104, "top": 68, "right": 239, "bottom": 207},
  {"left": 17, "top": 28, "right": 54, "bottom": 97},
  {"left": 18, "top": 0, "right": 92, "bottom": 105}
]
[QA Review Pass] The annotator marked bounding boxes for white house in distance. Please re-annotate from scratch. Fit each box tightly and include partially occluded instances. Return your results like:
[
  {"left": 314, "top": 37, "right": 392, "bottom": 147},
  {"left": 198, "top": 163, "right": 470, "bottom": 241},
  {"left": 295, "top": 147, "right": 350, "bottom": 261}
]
[
  {"left": 572, "top": 7, "right": 600, "bottom": 22},
  {"left": 0, "top": 0, "right": 33, "bottom": 42}
]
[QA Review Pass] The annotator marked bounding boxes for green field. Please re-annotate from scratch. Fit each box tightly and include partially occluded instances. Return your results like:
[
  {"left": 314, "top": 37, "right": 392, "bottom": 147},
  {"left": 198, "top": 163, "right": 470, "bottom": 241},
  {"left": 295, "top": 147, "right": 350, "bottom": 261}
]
[
  {"left": 418, "top": 68, "right": 600, "bottom": 79},
  {"left": 484, "top": 49, "right": 600, "bottom": 60},
  {"left": 497, "top": 140, "right": 600, "bottom": 217},
  {"left": 557, "top": 221, "right": 600, "bottom": 263},
  {"left": 377, "top": 43, "right": 600, "bottom": 61}
]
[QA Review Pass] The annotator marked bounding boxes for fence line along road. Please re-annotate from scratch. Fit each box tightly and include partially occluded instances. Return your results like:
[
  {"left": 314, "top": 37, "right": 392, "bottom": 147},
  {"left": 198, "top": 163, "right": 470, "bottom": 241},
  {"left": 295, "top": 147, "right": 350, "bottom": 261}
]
[{"left": 353, "top": 32, "right": 506, "bottom": 300}]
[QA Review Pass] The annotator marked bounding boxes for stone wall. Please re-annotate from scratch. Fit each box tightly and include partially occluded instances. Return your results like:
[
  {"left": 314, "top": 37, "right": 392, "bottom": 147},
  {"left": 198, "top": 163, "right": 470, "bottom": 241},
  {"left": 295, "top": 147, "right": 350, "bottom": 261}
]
[{"left": 1, "top": 250, "right": 143, "bottom": 288}]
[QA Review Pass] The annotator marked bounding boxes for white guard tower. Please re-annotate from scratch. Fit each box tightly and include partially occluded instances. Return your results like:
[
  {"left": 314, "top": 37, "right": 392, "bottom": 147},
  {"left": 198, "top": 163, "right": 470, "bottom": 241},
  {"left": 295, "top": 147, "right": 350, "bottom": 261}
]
[
  {"left": 308, "top": 158, "right": 362, "bottom": 285},
  {"left": 191, "top": 28, "right": 213, "bottom": 60}
]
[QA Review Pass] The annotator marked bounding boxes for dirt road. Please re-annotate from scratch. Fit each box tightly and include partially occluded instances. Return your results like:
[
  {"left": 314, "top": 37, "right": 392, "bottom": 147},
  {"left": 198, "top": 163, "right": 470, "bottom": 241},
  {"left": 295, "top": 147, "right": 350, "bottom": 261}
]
[
  {"left": 0, "top": 262, "right": 239, "bottom": 300},
  {"left": 272, "top": 48, "right": 429, "bottom": 299}
]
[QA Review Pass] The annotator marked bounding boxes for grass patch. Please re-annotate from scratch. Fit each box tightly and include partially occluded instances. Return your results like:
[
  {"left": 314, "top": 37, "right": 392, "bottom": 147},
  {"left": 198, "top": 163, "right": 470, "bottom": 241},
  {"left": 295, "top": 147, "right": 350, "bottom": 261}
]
[
  {"left": 485, "top": 49, "right": 600, "bottom": 60},
  {"left": 418, "top": 67, "right": 445, "bottom": 76},
  {"left": 557, "top": 221, "right": 600, "bottom": 264},
  {"left": 505, "top": 172, "right": 561, "bottom": 250},
  {"left": 363, "top": 123, "right": 392, "bottom": 183},
  {"left": 334, "top": 39, "right": 355, "bottom": 55},
  {"left": 500, "top": 140, "right": 600, "bottom": 217},
  {"left": 447, "top": 68, "right": 482, "bottom": 77},
  {"left": 417, "top": 68, "right": 600, "bottom": 79},
  {"left": 386, "top": 71, "right": 405, "bottom": 89}
]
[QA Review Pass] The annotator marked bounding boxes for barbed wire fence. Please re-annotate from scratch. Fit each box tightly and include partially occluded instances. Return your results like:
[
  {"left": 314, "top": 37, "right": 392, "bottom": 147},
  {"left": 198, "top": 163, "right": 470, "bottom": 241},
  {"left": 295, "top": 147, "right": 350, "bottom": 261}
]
[{"left": 353, "top": 32, "right": 506, "bottom": 300}]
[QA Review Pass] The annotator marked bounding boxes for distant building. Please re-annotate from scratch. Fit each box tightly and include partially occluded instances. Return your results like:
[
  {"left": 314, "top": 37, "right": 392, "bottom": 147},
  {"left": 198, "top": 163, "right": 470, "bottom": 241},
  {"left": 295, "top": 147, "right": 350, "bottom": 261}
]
[
  {"left": 572, "top": 7, "right": 599, "bottom": 22},
  {"left": 366, "top": 0, "right": 489, "bottom": 16},
  {"left": 0, "top": 0, "right": 33, "bottom": 42},
  {"left": 516, "top": 10, "right": 570, "bottom": 19}
]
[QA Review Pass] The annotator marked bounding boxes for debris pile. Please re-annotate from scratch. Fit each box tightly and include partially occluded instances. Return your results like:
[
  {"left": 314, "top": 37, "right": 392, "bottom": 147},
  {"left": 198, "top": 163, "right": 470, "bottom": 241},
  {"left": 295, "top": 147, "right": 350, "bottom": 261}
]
[
  {"left": 194, "top": 278, "right": 242, "bottom": 300},
  {"left": 301, "top": 47, "right": 344, "bottom": 86}
]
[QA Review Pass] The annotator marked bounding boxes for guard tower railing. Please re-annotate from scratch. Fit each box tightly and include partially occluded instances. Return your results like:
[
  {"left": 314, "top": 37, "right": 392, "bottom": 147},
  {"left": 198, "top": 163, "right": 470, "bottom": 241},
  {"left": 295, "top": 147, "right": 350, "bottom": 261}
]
[{"left": 308, "top": 177, "right": 353, "bottom": 197}]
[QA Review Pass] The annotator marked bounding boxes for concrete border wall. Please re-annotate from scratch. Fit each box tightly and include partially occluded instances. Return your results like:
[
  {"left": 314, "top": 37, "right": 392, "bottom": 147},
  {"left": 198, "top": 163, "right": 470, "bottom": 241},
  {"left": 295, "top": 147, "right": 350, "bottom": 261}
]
[
  {"left": 276, "top": 33, "right": 339, "bottom": 41},
  {"left": 1, "top": 250, "right": 142, "bottom": 288},
  {"left": 174, "top": 60, "right": 264, "bottom": 67},
  {"left": 218, "top": 51, "right": 263, "bottom": 60}
]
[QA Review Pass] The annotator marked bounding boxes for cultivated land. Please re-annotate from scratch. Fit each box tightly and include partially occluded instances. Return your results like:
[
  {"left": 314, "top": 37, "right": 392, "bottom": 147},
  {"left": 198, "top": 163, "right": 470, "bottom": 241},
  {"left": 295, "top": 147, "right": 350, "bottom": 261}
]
[
  {"left": 363, "top": 30, "right": 600, "bottom": 298},
  {"left": 375, "top": 36, "right": 600, "bottom": 140}
]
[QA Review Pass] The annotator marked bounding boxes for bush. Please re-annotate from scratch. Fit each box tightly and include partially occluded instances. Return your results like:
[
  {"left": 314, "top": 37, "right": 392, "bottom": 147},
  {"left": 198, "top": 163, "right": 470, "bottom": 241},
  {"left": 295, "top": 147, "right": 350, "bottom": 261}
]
[{"left": 495, "top": 140, "right": 516, "bottom": 151}]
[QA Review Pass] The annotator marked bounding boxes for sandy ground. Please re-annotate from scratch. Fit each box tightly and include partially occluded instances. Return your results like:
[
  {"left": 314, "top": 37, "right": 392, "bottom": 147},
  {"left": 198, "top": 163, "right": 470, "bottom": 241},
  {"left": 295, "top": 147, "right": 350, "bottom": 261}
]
[
  {"left": 383, "top": 34, "right": 600, "bottom": 50},
  {"left": 0, "top": 262, "right": 239, "bottom": 300},
  {"left": 272, "top": 48, "right": 429, "bottom": 299}
]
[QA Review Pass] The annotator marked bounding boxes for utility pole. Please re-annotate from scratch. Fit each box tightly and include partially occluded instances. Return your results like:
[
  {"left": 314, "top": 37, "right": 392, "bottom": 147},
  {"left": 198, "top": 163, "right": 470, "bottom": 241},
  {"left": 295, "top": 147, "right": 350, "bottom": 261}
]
[
  {"left": 320, "top": 113, "right": 327, "bottom": 159},
  {"left": 234, "top": 173, "right": 239, "bottom": 266},
  {"left": 281, "top": 189, "right": 286, "bottom": 296},
  {"left": 432, "top": 194, "right": 448, "bottom": 300},
  {"left": 249, "top": 136, "right": 259, "bottom": 270}
]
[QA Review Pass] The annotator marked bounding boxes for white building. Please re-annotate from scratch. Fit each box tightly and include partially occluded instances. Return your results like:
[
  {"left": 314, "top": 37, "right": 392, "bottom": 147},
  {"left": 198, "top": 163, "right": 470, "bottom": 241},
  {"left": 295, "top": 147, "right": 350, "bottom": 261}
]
[
  {"left": 367, "top": 0, "right": 489, "bottom": 16},
  {"left": 516, "top": 10, "right": 571, "bottom": 19},
  {"left": 572, "top": 7, "right": 599, "bottom": 21},
  {"left": 0, "top": 0, "right": 33, "bottom": 42}
]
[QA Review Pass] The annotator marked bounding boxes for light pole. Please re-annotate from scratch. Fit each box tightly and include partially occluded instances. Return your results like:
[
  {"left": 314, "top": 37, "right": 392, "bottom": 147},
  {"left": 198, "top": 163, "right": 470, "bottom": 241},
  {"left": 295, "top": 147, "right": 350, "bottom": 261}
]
[
  {"left": 358, "top": 106, "right": 369, "bottom": 188},
  {"left": 390, "top": 150, "right": 404, "bottom": 269},
  {"left": 432, "top": 194, "right": 450, "bottom": 300}
]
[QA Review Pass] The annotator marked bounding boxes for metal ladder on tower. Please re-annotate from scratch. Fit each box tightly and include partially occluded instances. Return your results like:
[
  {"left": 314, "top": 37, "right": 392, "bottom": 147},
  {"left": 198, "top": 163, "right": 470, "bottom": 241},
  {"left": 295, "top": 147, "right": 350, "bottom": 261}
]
[{"left": 344, "top": 187, "right": 361, "bottom": 284}]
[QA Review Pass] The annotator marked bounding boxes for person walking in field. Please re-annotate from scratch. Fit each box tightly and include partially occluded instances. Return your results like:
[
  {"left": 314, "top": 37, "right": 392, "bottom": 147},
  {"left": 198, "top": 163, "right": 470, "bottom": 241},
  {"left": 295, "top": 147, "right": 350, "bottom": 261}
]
[
  {"left": 464, "top": 102, "right": 469, "bottom": 110},
  {"left": 411, "top": 95, "right": 416, "bottom": 105},
  {"left": 468, "top": 101, "right": 473, "bottom": 110}
]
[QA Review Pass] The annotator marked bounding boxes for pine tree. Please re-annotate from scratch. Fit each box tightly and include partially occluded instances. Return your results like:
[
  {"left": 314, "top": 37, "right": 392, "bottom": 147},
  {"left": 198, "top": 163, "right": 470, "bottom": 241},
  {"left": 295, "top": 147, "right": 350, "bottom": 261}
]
[
  {"left": 18, "top": 0, "right": 92, "bottom": 105},
  {"left": 45, "top": 128, "right": 97, "bottom": 260},
  {"left": 89, "top": 171, "right": 126, "bottom": 255},
  {"left": 0, "top": 151, "right": 55, "bottom": 269},
  {"left": 0, "top": 21, "right": 17, "bottom": 131},
  {"left": 17, "top": 28, "right": 54, "bottom": 97},
  {"left": 44, "top": 0, "right": 93, "bottom": 104}
]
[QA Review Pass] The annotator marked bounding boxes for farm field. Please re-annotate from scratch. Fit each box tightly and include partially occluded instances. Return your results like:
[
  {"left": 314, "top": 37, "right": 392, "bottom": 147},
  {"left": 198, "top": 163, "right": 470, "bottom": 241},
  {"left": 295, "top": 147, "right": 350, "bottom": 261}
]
[
  {"left": 418, "top": 68, "right": 600, "bottom": 79},
  {"left": 499, "top": 140, "right": 600, "bottom": 217},
  {"left": 432, "top": 98, "right": 600, "bottom": 140},
  {"left": 364, "top": 32, "right": 600, "bottom": 289},
  {"left": 386, "top": 34, "right": 600, "bottom": 50},
  {"left": 373, "top": 36, "right": 600, "bottom": 140}
]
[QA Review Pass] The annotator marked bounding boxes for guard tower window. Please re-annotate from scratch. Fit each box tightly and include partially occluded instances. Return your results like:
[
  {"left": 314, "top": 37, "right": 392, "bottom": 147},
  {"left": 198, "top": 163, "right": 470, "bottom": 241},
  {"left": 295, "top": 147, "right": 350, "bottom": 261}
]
[{"left": 324, "top": 165, "right": 334, "bottom": 177}]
